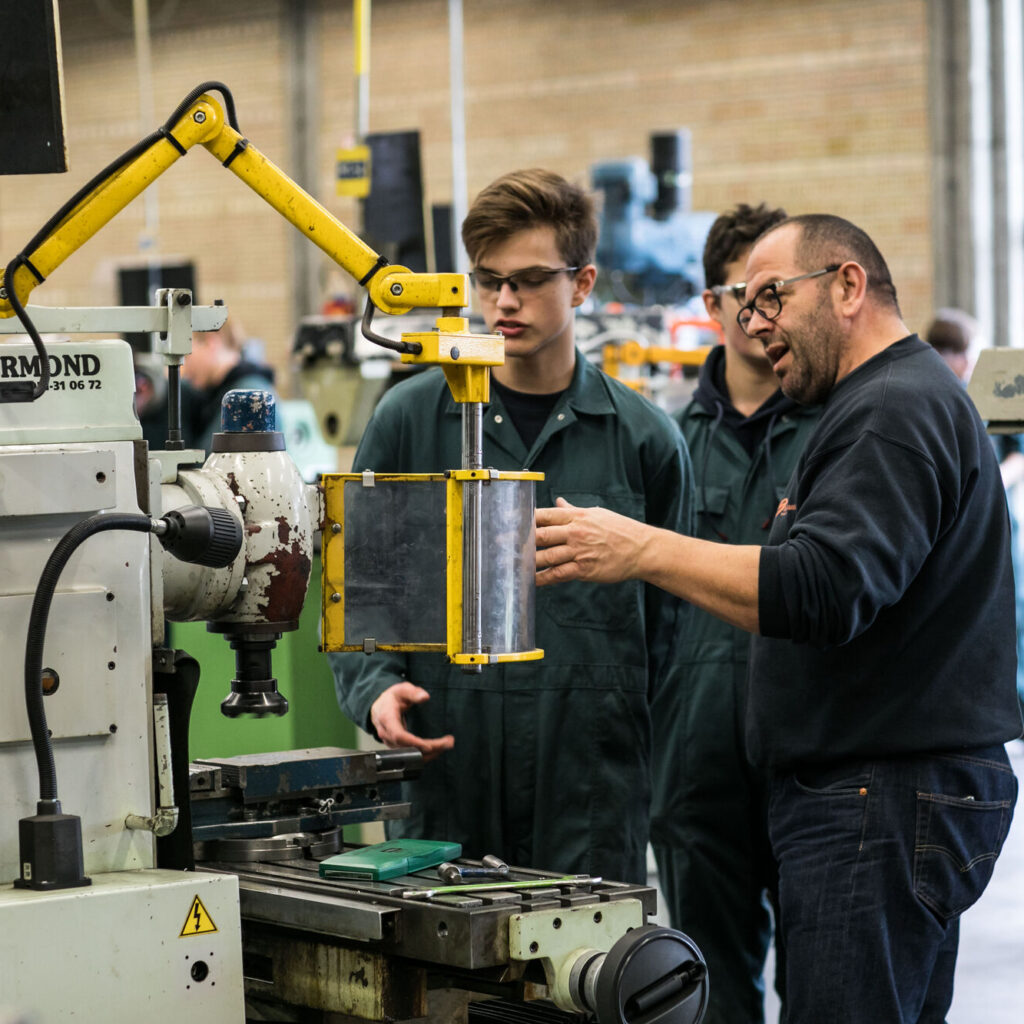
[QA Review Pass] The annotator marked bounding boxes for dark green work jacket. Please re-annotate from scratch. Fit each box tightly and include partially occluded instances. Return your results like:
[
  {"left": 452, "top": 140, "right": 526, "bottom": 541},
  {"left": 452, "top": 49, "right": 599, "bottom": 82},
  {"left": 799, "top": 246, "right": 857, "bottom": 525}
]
[
  {"left": 330, "top": 353, "right": 693, "bottom": 883},
  {"left": 650, "top": 389, "right": 820, "bottom": 847}
]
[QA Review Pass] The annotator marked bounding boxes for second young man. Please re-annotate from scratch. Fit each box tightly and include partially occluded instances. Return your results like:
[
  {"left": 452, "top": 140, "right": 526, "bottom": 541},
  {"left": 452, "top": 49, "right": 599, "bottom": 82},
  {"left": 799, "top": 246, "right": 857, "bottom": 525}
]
[{"left": 651, "top": 203, "right": 820, "bottom": 1024}]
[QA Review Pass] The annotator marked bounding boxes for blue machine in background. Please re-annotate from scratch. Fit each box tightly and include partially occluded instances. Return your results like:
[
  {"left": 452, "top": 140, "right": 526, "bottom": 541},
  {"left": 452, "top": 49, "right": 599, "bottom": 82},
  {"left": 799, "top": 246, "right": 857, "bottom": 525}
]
[{"left": 592, "top": 130, "right": 716, "bottom": 307}]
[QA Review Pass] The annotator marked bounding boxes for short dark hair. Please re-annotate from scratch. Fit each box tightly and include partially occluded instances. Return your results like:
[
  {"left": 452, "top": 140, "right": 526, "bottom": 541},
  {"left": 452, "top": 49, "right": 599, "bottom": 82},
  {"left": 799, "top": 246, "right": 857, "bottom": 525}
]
[
  {"left": 925, "top": 308, "right": 978, "bottom": 355},
  {"left": 702, "top": 202, "right": 787, "bottom": 289},
  {"left": 461, "top": 169, "right": 598, "bottom": 268},
  {"left": 763, "top": 213, "right": 901, "bottom": 314}
]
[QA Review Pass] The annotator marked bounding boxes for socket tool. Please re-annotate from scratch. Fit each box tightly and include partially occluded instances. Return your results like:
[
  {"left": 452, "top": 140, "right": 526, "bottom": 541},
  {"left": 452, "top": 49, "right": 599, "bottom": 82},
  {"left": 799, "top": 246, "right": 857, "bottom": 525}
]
[{"left": 436, "top": 854, "right": 510, "bottom": 884}]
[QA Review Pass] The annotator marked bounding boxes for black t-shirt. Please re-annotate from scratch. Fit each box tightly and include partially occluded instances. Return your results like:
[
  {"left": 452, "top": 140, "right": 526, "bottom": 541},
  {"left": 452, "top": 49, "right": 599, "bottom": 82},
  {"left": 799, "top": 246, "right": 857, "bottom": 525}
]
[{"left": 490, "top": 376, "right": 565, "bottom": 449}]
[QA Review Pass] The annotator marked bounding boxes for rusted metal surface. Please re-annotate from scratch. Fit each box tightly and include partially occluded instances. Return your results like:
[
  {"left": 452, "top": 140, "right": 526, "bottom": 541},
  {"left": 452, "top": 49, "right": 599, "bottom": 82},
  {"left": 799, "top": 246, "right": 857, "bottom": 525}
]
[
  {"left": 243, "top": 927, "right": 427, "bottom": 1019},
  {"left": 203, "top": 450, "right": 314, "bottom": 627}
]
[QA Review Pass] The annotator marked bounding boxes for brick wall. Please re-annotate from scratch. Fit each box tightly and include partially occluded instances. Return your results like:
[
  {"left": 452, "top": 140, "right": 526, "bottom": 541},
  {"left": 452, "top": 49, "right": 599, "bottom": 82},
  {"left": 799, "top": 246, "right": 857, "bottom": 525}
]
[{"left": 0, "top": 0, "right": 930, "bottom": 391}]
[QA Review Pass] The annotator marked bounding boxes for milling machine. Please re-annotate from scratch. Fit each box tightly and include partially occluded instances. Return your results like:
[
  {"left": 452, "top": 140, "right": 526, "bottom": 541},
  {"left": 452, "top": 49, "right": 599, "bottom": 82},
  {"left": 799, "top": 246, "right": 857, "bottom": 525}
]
[{"left": 0, "top": 83, "right": 709, "bottom": 1023}]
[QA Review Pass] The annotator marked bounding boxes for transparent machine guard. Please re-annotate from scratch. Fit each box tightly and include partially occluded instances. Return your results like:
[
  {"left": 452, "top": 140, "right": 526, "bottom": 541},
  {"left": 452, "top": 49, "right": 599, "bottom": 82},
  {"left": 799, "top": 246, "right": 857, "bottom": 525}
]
[{"left": 477, "top": 477, "right": 535, "bottom": 654}]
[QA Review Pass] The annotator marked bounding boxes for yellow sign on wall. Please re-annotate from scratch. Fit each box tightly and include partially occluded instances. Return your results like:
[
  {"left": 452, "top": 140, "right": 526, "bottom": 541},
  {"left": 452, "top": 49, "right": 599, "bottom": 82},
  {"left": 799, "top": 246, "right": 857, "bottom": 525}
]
[{"left": 336, "top": 145, "right": 371, "bottom": 197}]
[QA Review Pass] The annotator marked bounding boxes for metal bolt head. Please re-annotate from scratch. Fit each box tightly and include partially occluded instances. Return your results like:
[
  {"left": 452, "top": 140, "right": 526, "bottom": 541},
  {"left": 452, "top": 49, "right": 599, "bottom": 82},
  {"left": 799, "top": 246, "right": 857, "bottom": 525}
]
[
  {"left": 331, "top": 523, "right": 341, "bottom": 534},
  {"left": 450, "top": 347, "right": 460, "bottom": 360},
  {"left": 193, "top": 110, "right": 207, "bottom": 123},
  {"left": 330, "top": 592, "right": 341, "bottom": 603},
  {"left": 0, "top": 288, "right": 7, "bottom": 300},
  {"left": 176, "top": 293, "right": 191, "bottom": 306},
  {"left": 390, "top": 283, "right": 403, "bottom": 296}
]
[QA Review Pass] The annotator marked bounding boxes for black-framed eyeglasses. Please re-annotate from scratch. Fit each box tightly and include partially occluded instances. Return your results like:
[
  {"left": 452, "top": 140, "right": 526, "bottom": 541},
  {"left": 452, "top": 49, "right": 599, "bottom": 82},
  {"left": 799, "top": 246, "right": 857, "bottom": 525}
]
[
  {"left": 736, "top": 264, "right": 842, "bottom": 337},
  {"left": 469, "top": 266, "right": 580, "bottom": 295},
  {"left": 710, "top": 281, "right": 746, "bottom": 302}
]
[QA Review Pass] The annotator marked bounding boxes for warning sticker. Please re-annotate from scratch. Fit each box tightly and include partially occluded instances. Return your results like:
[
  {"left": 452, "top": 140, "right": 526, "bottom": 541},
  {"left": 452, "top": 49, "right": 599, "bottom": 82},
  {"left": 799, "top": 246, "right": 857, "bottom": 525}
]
[{"left": 179, "top": 894, "right": 218, "bottom": 937}]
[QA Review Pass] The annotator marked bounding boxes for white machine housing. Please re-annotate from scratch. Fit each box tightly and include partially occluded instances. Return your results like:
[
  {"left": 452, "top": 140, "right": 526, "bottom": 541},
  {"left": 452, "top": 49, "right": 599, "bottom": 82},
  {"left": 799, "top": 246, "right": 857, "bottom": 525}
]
[{"left": 0, "top": 318, "right": 261, "bottom": 1023}]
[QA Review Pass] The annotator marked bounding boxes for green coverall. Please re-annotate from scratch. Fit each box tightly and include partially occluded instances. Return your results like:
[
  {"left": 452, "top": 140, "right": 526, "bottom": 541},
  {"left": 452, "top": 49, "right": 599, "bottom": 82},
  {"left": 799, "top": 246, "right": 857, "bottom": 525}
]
[
  {"left": 330, "top": 354, "right": 693, "bottom": 884},
  {"left": 651, "top": 379, "right": 820, "bottom": 1023}
]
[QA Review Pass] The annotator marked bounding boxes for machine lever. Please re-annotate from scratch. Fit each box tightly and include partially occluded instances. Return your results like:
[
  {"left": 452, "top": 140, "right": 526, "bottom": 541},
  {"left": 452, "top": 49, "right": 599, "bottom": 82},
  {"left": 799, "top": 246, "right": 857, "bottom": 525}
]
[{"left": 401, "top": 874, "right": 601, "bottom": 900}]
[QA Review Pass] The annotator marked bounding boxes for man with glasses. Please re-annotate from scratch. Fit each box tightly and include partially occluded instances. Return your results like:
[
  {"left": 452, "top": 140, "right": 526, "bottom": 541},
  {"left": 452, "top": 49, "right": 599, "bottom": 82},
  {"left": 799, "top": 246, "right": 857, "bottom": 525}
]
[
  {"left": 536, "top": 213, "right": 1021, "bottom": 1021},
  {"left": 330, "top": 168, "right": 692, "bottom": 883},
  {"left": 651, "top": 203, "right": 820, "bottom": 1024}
]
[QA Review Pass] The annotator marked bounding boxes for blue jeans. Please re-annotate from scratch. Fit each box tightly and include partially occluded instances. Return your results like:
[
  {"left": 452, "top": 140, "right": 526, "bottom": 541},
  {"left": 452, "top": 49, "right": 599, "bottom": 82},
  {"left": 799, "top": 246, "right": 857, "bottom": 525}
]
[{"left": 768, "top": 745, "right": 1017, "bottom": 1024}]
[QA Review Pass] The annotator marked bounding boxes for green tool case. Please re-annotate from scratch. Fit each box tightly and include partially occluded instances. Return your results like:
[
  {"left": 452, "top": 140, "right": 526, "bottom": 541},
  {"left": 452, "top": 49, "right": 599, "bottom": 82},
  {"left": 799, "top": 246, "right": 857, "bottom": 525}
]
[{"left": 318, "top": 838, "right": 463, "bottom": 881}]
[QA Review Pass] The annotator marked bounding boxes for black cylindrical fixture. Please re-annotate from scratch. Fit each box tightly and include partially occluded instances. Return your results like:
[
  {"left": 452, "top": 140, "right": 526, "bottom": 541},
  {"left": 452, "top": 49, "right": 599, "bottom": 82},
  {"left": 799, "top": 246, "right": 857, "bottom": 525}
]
[
  {"left": 166, "top": 363, "right": 184, "bottom": 450},
  {"left": 651, "top": 130, "right": 691, "bottom": 218},
  {"left": 159, "top": 505, "right": 242, "bottom": 568},
  {"left": 220, "top": 632, "right": 289, "bottom": 718}
]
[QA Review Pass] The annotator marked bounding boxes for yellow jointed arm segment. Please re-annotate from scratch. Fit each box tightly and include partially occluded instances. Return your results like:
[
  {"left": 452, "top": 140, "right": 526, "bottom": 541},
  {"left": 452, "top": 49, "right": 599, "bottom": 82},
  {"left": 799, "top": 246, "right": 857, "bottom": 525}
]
[
  {"left": 197, "top": 99, "right": 468, "bottom": 314},
  {"left": 1, "top": 92, "right": 467, "bottom": 318},
  {"left": 0, "top": 108, "right": 214, "bottom": 315}
]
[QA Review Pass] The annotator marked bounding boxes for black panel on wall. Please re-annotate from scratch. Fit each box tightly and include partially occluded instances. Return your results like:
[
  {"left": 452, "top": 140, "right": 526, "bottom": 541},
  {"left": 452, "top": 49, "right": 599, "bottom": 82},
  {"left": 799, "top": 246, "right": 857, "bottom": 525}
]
[
  {"left": 432, "top": 203, "right": 454, "bottom": 274},
  {"left": 0, "top": 0, "right": 67, "bottom": 175},
  {"left": 363, "top": 131, "right": 427, "bottom": 273}
]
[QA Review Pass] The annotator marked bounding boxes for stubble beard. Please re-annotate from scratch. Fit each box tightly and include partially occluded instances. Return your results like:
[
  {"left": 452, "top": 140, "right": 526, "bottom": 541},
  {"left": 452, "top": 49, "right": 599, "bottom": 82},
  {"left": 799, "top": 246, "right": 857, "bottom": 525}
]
[{"left": 778, "top": 314, "right": 840, "bottom": 406}]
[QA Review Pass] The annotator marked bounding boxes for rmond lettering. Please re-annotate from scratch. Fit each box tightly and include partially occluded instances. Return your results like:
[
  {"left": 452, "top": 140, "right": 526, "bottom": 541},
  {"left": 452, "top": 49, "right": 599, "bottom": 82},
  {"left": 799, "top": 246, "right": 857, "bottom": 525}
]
[{"left": 0, "top": 353, "right": 101, "bottom": 379}]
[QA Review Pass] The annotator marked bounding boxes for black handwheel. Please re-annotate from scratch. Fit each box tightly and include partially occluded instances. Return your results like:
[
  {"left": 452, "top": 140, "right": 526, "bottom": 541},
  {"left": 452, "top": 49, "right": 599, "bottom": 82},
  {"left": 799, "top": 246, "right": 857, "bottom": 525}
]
[{"left": 593, "top": 924, "right": 709, "bottom": 1024}]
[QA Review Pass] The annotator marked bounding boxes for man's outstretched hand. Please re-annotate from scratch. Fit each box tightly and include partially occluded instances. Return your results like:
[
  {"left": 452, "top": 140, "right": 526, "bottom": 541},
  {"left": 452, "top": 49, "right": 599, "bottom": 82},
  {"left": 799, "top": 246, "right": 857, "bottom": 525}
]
[{"left": 535, "top": 498, "right": 645, "bottom": 586}]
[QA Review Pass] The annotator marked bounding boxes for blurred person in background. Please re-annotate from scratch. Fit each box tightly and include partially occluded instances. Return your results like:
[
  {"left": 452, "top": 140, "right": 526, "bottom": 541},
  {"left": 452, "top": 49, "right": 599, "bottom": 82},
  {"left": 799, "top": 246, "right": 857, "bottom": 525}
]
[
  {"left": 183, "top": 318, "right": 277, "bottom": 452},
  {"left": 926, "top": 308, "right": 1024, "bottom": 721},
  {"left": 925, "top": 307, "right": 983, "bottom": 382},
  {"left": 651, "top": 202, "right": 821, "bottom": 1023},
  {"left": 133, "top": 350, "right": 199, "bottom": 451}
]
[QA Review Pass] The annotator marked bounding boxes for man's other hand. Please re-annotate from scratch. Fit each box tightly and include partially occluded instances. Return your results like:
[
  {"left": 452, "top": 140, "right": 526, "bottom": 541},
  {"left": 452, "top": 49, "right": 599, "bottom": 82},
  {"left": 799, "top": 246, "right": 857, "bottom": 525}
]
[{"left": 369, "top": 683, "right": 455, "bottom": 761}]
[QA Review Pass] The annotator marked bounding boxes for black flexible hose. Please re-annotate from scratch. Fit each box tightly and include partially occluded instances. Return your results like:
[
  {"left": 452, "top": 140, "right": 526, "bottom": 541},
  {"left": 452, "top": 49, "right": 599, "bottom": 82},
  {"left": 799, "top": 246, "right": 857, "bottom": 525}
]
[
  {"left": 26, "top": 513, "right": 154, "bottom": 802},
  {"left": 2, "top": 82, "right": 239, "bottom": 404},
  {"left": 20, "top": 82, "right": 237, "bottom": 259},
  {"left": 160, "top": 80, "right": 239, "bottom": 134},
  {"left": 2, "top": 255, "right": 51, "bottom": 400},
  {"left": 361, "top": 297, "right": 423, "bottom": 355}
]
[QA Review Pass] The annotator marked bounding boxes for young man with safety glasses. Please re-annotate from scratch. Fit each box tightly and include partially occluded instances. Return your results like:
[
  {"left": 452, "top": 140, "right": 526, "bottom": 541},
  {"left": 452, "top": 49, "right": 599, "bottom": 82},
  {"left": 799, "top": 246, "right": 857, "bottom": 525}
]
[
  {"left": 536, "top": 213, "right": 1021, "bottom": 1022},
  {"left": 330, "top": 168, "right": 693, "bottom": 884}
]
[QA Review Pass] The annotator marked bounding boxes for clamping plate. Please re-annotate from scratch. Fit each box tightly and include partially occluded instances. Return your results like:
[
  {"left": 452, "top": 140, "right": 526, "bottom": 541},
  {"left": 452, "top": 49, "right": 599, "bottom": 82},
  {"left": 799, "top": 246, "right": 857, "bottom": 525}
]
[
  {"left": 509, "top": 899, "right": 644, "bottom": 965},
  {"left": 510, "top": 899, "right": 643, "bottom": 1014}
]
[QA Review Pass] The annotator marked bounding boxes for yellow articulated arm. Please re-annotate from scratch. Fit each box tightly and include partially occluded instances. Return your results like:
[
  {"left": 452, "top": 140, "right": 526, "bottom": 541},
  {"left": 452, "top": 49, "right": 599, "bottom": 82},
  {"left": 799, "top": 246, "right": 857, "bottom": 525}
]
[{"left": 0, "top": 84, "right": 504, "bottom": 397}]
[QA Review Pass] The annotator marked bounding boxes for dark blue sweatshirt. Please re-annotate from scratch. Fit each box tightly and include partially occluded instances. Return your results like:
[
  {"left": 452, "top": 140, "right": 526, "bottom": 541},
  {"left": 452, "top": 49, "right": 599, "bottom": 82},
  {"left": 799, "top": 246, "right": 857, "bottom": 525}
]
[{"left": 749, "top": 335, "right": 1022, "bottom": 769}]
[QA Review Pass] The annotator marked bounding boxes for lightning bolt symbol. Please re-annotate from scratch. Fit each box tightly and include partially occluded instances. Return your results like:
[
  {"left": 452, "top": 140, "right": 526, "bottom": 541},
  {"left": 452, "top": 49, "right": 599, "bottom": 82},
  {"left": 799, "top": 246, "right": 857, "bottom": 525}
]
[{"left": 193, "top": 900, "right": 202, "bottom": 932}]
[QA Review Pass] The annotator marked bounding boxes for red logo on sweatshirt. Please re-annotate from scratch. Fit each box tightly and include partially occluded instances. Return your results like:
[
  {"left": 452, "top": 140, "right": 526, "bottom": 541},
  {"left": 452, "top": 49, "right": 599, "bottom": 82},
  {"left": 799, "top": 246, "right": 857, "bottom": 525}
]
[{"left": 775, "top": 497, "right": 797, "bottom": 518}]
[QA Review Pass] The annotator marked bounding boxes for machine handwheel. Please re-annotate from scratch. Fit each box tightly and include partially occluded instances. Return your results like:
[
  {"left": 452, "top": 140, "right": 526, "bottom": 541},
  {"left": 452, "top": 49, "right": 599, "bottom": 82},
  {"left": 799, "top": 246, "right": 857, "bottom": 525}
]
[{"left": 594, "top": 924, "right": 709, "bottom": 1024}]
